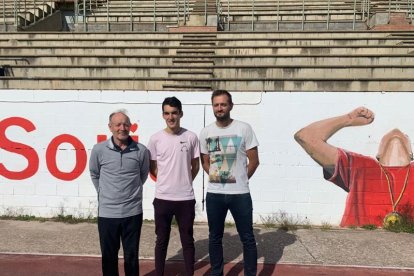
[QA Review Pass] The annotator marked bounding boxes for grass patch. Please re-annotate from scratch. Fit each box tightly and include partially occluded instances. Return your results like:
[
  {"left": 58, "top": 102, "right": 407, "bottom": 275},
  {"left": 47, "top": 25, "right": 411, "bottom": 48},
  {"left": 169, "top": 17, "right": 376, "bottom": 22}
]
[
  {"left": 320, "top": 221, "right": 332, "bottom": 231},
  {"left": 361, "top": 224, "right": 377, "bottom": 230},
  {"left": 0, "top": 214, "right": 97, "bottom": 224},
  {"left": 54, "top": 214, "right": 97, "bottom": 224},
  {"left": 260, "top": 211, "right": 309, "bottom": 231}
]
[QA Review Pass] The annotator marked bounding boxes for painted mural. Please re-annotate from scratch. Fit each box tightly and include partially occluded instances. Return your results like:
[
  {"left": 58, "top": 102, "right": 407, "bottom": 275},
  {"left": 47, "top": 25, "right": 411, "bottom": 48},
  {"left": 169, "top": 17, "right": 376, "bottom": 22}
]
[
  {"left": 1, "top": 90, "right": 414, "bottom": 227},
  {"left": 295, "top": 107, "right": 414, "bottom": 227}
]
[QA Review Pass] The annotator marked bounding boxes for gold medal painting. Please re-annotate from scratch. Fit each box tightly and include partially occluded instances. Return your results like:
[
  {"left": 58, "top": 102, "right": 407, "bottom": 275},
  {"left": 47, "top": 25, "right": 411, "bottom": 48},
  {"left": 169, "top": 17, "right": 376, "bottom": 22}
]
[{"left": 377, "top": 129, "right": 413, "bottom": 228}]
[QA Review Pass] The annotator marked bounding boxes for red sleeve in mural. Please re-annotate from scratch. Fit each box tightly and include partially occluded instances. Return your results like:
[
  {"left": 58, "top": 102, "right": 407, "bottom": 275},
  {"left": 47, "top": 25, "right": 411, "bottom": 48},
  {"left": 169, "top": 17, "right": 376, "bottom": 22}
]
[{"left": 295, "top": 107, "right": 414, "bottom": 227}]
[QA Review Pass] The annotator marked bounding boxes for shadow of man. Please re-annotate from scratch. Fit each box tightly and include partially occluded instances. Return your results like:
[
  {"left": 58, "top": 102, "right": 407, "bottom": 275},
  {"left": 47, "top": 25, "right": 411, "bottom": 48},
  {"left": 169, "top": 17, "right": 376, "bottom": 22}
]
[
  {"left": 161, "top": 227, "right": 296, "bottom": 276},
  {"left": 161, "top": 231, "right": 244, "bottom": 275},
  {"left": 255, "top": 228, "right": 296, "bottom": 276}
]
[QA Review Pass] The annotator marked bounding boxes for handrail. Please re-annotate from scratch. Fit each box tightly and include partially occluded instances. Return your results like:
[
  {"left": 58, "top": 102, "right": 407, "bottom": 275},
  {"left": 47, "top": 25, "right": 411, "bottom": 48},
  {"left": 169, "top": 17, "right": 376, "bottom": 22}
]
[
  {"left": 251, "top": 0, "right": 255, "bottom": 31},
  {"left": 153, "top": 0, "right": 156, "bottom": 31},
  {"left": 3, "top": 0, "right": 6, "bottom": 31},
  {"left": 227, "top": 0, "right": 230, "bottom": 30},
  {"left": 353, "top": 0, "right": 357, "bottom": 30},
  {"left": 176, "top": 0, "right": 180, "bottom": 26},
  {"left": 326, "top": 0, "right": 331, "bottom": 30},
  {"left": 388, "top": 0, "right": 391, "bottom": 22},
  {"left": 276, "top": 0, "right": 280, "bottom": 31},
  {"left": 217, "top": 0, "right": 224, "bottom": 30},
  {"left": 0, "top": 57, "right": 30, "bottom": 64},
  {"left": 24, "top": 0, "right": 27, "bottom": 27},
  {"left": 130, "top": 0, "right": 133, "bottom": 31},
  {"left": 66, "top": 0, "right": 412, "bottom": 33},
  {"left": 301, "top": 0, "right": 305, "bottom": 30}
]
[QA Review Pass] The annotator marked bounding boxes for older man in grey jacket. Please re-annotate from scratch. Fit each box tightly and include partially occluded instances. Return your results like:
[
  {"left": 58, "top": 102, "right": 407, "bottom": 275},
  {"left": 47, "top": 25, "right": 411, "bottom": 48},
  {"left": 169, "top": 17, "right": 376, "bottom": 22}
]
[{"left": 90, "top": 109, "right": 150, "bottom": 276}]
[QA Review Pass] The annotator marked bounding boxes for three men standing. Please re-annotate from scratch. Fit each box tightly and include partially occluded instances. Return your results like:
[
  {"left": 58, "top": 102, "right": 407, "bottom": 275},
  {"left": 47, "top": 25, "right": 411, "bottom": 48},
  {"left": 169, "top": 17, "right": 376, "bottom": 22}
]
[{"left": 90, "top": 91, "right": 260, "bottom": 276}]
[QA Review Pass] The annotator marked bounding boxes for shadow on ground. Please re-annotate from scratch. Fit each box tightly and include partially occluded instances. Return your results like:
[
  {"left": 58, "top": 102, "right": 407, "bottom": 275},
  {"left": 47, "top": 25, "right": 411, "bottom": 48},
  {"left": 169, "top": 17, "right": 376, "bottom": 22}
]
[{"left": 143, "top": 228, "right": 296, "bottom": 275}]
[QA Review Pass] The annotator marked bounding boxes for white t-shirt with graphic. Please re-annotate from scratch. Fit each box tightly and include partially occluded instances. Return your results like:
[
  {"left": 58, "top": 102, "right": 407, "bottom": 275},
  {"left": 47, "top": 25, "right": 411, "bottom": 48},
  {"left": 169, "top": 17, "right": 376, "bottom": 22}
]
[
  {"left": 199, "top": 120, "right": 259, "bottom": 194},
  {"left": 147, "top": 128, "right": 200, "bottom": 200}
]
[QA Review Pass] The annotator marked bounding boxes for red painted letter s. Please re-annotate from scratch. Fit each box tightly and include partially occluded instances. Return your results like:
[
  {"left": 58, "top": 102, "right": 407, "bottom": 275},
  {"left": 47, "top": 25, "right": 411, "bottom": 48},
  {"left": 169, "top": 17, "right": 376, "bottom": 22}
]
[{"left": 0, "top": 117, "right": 39, "bottom": 180}]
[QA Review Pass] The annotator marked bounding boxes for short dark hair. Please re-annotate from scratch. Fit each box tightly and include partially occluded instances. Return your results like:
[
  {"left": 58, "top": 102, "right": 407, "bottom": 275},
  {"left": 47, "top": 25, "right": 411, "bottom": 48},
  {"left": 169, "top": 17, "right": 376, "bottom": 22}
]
[
  {"left": 162, "top": 96, "right": 182, "bottom": 112},
  {"left": 211, "top": 90, "right": 233, "bottom": 105}
]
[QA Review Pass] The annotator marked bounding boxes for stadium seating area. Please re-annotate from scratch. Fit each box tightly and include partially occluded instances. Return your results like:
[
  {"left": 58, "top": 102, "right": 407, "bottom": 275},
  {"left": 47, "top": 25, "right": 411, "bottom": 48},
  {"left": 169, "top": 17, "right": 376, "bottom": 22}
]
[
  {"left": 0, "top": 0, "right": 413, "bottom": 91},
  {"left": 0, "top": 0, "right": 57, "bottom": 31}
]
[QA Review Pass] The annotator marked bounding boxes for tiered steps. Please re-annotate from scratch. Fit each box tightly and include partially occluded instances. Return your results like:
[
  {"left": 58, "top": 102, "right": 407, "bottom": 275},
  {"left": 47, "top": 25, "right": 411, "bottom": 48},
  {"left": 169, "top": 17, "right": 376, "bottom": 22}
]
[
  {"left": 0, "top": 0, "right": 57, "bottom": 31},
  {"left": 218, "top": 0, "right": 368, "bottom": 30},
  {"left": 75, "top": 0, "right": 187, "bottom": 32},
  {"left": 164, "top": 33, "right": 217, "bottom": 90},
  {"left": 0, "top": 31, "right": 413, "bottom": 91}
]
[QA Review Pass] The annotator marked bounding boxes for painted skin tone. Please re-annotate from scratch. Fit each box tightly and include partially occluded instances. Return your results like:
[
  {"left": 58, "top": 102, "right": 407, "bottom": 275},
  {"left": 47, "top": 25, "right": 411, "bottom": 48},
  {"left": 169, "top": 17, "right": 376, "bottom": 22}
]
[{"left": 294, "top": 107, "right": 413, "bottom": 172}]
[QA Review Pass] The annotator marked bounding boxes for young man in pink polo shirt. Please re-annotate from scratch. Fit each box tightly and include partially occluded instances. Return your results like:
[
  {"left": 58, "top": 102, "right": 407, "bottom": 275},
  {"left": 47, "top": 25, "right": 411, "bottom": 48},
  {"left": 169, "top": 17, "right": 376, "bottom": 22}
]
[{"left": 147, "top": 97, "right": 200, "bottom": 276}]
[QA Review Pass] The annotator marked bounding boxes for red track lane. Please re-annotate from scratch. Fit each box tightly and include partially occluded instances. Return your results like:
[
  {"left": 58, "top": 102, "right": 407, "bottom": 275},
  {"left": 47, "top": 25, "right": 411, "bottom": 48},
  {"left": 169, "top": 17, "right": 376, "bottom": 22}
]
[{"left": 0, "top": 254, "right": 413, "bottom": 276}]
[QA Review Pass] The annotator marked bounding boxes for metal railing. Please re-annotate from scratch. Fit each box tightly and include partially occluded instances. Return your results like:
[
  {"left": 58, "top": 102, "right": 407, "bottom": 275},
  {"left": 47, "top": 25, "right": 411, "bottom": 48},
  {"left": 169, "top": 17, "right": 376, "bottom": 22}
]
[
  {"left": 218, "top": 0, "right": 413, "bottom": 31},
  {"left": 67, "top": 0, "right": 413, "bottom": 32},
  {"left": 1, "top": 0, "right": 54, "bottom": 29}
]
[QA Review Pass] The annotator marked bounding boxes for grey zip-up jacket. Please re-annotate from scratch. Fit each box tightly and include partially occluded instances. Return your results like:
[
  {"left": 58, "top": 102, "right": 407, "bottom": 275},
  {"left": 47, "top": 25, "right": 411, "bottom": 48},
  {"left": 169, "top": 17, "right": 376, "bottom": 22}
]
[{"left": 89, "top": 137, "right": 150, "bottom": 218}]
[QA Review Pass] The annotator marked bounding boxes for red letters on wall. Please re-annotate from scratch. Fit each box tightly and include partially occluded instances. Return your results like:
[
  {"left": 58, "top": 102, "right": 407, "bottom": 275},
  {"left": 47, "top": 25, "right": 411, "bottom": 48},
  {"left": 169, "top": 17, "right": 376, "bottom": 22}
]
[
  {"left": 0, "top": 117, "right": 39, "bottom": 180},
  {"left": 0, "top": 117, "right": 141, "bottom": 181},
  {"left": 46, "top": 134, "right": 87, "bottom": 181}
]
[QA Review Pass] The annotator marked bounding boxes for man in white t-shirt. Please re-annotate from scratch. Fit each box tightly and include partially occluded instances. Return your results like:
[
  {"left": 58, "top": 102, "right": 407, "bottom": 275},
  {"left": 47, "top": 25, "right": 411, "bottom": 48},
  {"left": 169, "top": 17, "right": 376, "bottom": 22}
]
[
  {"left": 199, "top": 90, "right": 260, "bottom": 276},
  {"left": 147, "top": 97, "right": 200, "bottom": 276}
]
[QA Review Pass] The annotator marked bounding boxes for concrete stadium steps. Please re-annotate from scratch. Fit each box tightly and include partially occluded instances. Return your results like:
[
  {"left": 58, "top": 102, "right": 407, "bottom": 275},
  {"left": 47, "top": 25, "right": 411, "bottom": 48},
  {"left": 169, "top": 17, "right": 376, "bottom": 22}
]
[
  {"left": 1, "top": 54, "right": 412, "bottom": 66},
  {"left": 8, "top": 65, "right": 412, "bottom": 79},
  {"left": 1, "top": 31, "right": 414, "bottom": 91},
  {"left": 164, "top": 33, "right": 217, "bottom": 90},
  {"left": 1, "top": 77, "right": 412, "bottom": 91},
  {"left": 212, "top": 54, "right": 414, "bottom": 66},
  {"left": 3, "top": 35, "right": 411, "bottom": 47},
  {"left": 0, "top": 0, "right": 56, "bottom": 29},
  {"left": 1, "top": 35, "right": 411, "bottom": 47},
  {"left": 3, "top": 30, "right": 408, "bottom": 39},
  {"left": 83, "top": 15, "right": 180, "bottom": 22},
  {"left": 7, "top": 66, "right": 171, "bottom": 78},
  {"left": 1, "top": 45, "right": 412, "bottom": 55},
  {"left": 212, "top": 65, "right": 414, "bottom": 78},
  {"left": 0, "top": 55, "right": 177, "bottom": 66},
  {"left": 217, "top": 0, "right": 369, "bottom": 30},
  {"left": 75, "top": 0, "right": 186, "bottom": 31},
  {"left": 69, "top": 0, "right": 375, "bottom": 31},
  {"left": 226, "top": 20, "right": 367, "bottom": 31}
]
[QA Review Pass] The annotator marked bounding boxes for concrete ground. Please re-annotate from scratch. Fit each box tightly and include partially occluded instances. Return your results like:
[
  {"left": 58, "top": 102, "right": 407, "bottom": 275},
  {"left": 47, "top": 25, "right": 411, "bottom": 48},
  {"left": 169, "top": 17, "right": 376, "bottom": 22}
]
[{"left": 0, "top": 220, "right": 413, "bottom": 275}]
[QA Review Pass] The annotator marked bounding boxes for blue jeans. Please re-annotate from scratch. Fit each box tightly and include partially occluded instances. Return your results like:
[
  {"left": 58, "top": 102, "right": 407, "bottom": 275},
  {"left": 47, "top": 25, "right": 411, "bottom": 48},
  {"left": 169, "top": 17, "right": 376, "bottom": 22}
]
[{"left": 206, "top": 192, "right": 257, "bottom": 276}]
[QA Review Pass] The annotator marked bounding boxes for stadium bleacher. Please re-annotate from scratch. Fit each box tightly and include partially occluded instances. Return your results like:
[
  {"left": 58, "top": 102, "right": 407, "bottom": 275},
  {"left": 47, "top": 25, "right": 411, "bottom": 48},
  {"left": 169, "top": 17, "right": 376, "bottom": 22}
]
[{"left": 0, "top": 0, "right": 413, "bottom": 91}]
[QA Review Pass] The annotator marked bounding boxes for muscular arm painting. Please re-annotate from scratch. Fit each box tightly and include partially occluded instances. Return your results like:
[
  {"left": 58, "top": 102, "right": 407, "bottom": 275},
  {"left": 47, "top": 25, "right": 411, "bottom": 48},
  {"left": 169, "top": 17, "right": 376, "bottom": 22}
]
[{"left": 294, "top": 107, "right": 375, "bottom": 173}]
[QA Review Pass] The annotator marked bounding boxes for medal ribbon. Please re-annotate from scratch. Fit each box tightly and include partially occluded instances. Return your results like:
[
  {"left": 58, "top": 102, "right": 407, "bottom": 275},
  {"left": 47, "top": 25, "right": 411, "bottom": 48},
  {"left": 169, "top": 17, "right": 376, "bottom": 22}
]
[{"left": 378, "top": 163, "right": 410, "bottom": 212}]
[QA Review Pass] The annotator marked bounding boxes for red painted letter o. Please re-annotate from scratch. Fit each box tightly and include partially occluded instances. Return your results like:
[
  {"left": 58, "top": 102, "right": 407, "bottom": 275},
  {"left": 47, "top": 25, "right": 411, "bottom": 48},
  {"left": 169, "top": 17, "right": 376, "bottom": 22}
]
[{"left": 46, "top": 134, "right": 87, "bottom": 181}]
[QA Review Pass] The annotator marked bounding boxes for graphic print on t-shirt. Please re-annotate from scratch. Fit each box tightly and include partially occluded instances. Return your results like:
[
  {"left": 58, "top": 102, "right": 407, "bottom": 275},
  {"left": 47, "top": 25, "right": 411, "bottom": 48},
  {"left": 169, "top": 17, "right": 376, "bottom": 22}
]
[{"left": 206, "top": 135, "right": 241, "bottom": 183}]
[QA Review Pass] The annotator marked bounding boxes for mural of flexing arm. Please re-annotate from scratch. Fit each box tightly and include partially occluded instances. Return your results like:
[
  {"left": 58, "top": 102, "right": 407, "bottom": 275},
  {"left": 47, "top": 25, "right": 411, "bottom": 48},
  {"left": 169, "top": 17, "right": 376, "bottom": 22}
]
[{"left": 294, "top": 107, "right": 414, "bottom": 227}]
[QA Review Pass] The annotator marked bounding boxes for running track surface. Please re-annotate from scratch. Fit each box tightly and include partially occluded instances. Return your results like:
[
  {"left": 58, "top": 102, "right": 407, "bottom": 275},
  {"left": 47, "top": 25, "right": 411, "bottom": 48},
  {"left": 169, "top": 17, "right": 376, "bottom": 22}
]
[{"left": 0, "top": 254, "right": 413, "bottom": 276}]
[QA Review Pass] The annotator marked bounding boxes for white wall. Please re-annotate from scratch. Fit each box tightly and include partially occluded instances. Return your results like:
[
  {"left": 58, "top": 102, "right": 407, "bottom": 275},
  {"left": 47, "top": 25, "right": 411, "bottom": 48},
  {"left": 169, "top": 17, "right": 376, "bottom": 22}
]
[{"left": 1, "top": 90, "right": 413, "bottom": 226}]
